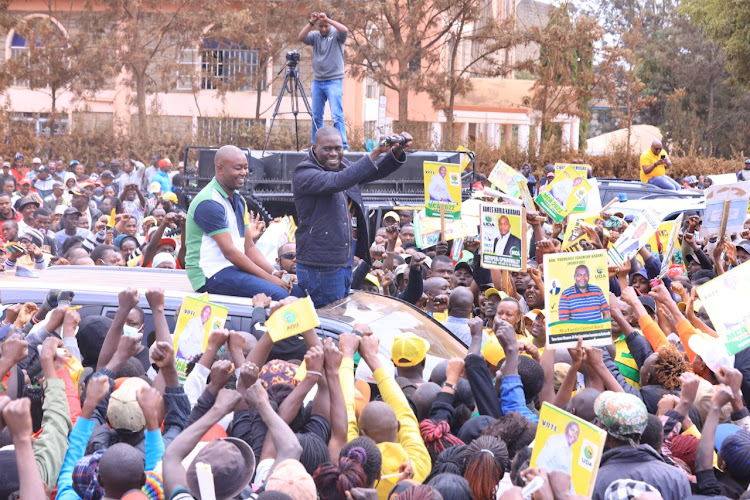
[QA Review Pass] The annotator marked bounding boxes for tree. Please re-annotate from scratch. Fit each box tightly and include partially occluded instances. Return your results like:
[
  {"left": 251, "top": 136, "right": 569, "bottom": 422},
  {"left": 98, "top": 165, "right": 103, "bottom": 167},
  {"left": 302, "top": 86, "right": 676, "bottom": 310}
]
[
  {"left": 341, "top": 0, "right": 471, "bottom": 124},
  {"left": 0, "top": 3, "right": 113, "bottom": 155},
  {"left": 424, "top": 1, "right": 522, "bottom": 146},
  {"left": 520, "top": 5, "right": 602, "bottom": 155},
  {"left": 682, "top": 0, "right": 750, "bottom": 89}
]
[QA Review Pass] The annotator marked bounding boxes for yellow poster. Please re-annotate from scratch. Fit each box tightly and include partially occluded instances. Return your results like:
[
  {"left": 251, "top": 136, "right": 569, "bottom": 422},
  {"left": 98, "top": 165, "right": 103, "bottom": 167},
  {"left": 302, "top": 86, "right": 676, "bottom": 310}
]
[
  {"left": 517, "top": 180, "right": 536, "bottom": 212},
  {"left": 265, "top": 296, "right": 320, "bottom": 342},
  {"left": 561, "top": 213, "right": 605, "bottom": 253},
  {"left": 530, "top": 402, "right": 607, "bottom": 497},
  {"left": 488, "top": 159, "right": 528, "bottom": 198},
  {"left": 544, "top": 249, "right": 612, "bottom": 349},
  {"left": 424, "top": 161, "right": 462, "bottom": 220},
  {"left": 535, "top": 166, "right": 592, "bottom": 223},
  {"left": 608, "top": 208, "right": 661, "bottom": 267},
  {"left": 479, "top": 202, "right": 527, "bottom": 271},
  {"left": 697, "top": 262, "right": 750, "bottom": 355},
  {"left": 413, "top": 210, "right": 479, "bottom": 248},
  {"left": 456, "top": 145, "right": 473, "bottom": 170},
  {"left": 173, "top": 296, "right": 228, "bottom": 379}
]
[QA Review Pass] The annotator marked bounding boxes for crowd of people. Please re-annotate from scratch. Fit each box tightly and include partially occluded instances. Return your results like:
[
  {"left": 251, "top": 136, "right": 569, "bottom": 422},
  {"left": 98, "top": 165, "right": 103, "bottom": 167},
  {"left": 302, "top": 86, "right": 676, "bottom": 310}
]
[{"left": 1, "top": 124, "right": 750, "bottom": 500}]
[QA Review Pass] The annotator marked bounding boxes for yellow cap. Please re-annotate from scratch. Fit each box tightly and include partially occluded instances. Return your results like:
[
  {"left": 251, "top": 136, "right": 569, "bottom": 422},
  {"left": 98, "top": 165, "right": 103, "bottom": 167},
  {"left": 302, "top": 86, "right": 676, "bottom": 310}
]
[
  {"left": 484, "top": 288, "right": 509, "bottom": 300},
  {"left": 383, "top": 211, "right": 400, "bottom": 223},
  {"left": 481, "top": 333, "right": 505, "bottom": 366},
  {"left": 162, "top": 191, "right": 178, "bottom": 203},
  {"left": 391, "top": 333, "right": 430, "bottom": 367}
]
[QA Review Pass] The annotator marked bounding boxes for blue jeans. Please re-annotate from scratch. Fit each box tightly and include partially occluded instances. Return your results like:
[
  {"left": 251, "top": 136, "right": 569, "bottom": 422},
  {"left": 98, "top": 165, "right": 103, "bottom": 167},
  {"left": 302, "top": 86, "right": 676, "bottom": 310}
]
[
  {"left": 311, "top": 78, "right": 347, "bottom": 148},
  {"left": 200, "top": 265, "right": 304, "bottom": 301},
  {"left": 296, "top": 263, "right": 352, "bottom": 309},
  {"left": 647, "top": 176, "right": 681, "bottom": 191}
]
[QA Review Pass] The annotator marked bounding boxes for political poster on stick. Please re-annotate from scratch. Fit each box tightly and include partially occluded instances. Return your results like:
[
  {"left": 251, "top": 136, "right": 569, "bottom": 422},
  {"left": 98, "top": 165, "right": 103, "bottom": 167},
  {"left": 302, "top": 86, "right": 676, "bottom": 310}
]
[
  {"left": 480, "top": 202, "right": 527, "bottom": 271},
  {"left": 424, "top": 161, "right": 462, "bottom": 220},
  {"left": 544, "top": 250, "right": 612, "bottom": 349},
  {"left": 697, "top": 262, "right": 750, "bottom": 355},
  {"left": 173, "top": 296, "right": 228, "bottom": 380},
  {"left": 488, "top": 159, "right": 528, "bottom": 198},
  {"left": 561, "top": 213, "right": 605, "bottom": 253},
  {"left": 607, "top": 208, "right": 661, "bottom": 267},
  {"left": 530, "top": 402, "right": 607, "bottom": 497},
  {"left": 413, "top": 210, "right": 478, "bottom": 248},
  {"left": 659, "top": 214, "right": 684, "bottom": 276},
  {"left": 535, "top": 166, "right": 592, "bottom": 223},
  {"left": 700, "top": 182, "right": 750, "bottom": 240}
]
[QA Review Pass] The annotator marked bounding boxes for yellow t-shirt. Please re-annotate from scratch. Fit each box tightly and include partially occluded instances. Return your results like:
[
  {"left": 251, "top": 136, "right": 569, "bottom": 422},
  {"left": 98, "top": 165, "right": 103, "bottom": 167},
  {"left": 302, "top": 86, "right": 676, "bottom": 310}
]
[{"left": 639, "top": 148, "right": 669, "bottom": 183}]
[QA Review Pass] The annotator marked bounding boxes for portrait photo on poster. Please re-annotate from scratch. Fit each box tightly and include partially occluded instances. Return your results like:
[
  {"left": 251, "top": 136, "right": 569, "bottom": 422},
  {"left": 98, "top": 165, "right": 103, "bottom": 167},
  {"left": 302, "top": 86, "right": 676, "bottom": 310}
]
[{"left": 479, "top": 202, "right": 527, "bottom": 272}]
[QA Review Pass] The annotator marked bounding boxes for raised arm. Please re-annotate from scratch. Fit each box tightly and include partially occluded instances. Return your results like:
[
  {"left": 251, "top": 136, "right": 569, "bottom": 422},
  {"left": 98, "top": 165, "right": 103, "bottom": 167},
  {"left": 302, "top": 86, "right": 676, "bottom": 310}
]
[
  {"left": 298, "top": 12, "right": 319, "bottom": 42},
  {"left": 97, "top": 287, "right": 140, "bottom": 371}
]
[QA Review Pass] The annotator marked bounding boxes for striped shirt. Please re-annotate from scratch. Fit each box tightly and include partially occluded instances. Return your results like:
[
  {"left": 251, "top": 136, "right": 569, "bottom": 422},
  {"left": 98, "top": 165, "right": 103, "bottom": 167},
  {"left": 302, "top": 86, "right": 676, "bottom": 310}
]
[{"left": 558, "top": 284, "right": 608, "bottom": 322}]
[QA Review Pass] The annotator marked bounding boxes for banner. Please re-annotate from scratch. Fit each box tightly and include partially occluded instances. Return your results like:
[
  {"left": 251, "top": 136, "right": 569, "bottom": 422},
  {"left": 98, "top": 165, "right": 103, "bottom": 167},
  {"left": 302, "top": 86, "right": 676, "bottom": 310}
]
[
  {"left": 265, "top": 296, "right": 320, "bottom": 342},
  {"left": 535, "top": 166, "right": 592, "bottom": 223},
  {"left": 659, "top": 214, "right": 683, "bottom": 276},
  {"left": 488, "top": 159, "right": 528, "bottom": 198},
  {"left": 544, "top": 250, "right": 612, "bottom": 349},
  {"left": 479, "top": 203, "right": 527, "bottom": 271},
  {"left": 561, "top": 213, "right": 605, "bottom": 253},
  {"left": 424, "top": 161, "right": 462, "bottom": 219},
  {"left": 413, "top": 210, "right": 479, "bottom": 248},
  {"left": 173, "top": 296, "right": 228, "bottom": 379},
  {"left": 530, "top": 402, "right": 607, "bottom": 497},
  {"left": 607, "top": 208, "right": 660, "bottom": 267},
  {"left": 700, "top": 182, "right": 750, "bottom": 239},
  {"left": 697, "top": 262, "right": 750, "bottom": 355}
]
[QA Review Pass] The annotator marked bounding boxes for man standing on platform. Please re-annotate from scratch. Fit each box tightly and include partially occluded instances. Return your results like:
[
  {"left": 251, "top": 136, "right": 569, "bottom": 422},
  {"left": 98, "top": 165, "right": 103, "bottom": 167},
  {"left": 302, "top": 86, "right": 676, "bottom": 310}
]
[{"left": 298, "top": 12, "right": 349, "bottom": 149}]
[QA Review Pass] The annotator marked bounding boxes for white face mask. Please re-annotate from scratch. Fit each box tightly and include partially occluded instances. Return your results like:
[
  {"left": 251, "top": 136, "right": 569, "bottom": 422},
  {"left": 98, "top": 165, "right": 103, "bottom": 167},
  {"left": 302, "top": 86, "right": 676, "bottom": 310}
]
[{"left": 123, "top": 324, "right": 143, "bottom": 337}]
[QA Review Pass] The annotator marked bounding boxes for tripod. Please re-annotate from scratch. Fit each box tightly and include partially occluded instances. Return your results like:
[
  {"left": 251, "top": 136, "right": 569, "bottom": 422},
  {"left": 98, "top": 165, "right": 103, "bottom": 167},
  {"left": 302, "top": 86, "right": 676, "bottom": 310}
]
[{"left": 262, "top": 54, "right": 317, "bottom": 153}]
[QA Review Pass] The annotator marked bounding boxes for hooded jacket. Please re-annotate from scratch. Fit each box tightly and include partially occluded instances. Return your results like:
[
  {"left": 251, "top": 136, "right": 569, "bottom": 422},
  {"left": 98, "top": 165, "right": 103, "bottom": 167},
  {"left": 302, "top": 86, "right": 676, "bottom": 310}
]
[
  {"left": 592, "top": 444, "right": 691, "bottom": 500},
  {"left": 292, "top": 148, "right": 405, "bottom": 268}
]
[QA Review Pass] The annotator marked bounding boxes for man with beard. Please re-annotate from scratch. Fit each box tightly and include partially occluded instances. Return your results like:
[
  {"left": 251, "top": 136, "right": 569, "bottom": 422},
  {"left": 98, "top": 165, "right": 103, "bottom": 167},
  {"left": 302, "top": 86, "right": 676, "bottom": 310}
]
[{"left": 276, "top": 242, "right": 297, "bottom": 274}]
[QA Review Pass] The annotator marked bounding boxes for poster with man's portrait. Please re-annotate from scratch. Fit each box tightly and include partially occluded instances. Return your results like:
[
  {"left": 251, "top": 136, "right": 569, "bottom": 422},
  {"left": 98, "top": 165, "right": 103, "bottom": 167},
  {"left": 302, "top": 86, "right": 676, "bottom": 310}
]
[
  {"left": 544, "top": 249, "right": 611, "bottom": 349},
  {"left": 423, "top": 161, "right": 462, "bottom": 219},
  {"left": 607, "top": 208, "right": 660, "bottom": 267},
  {"left": 480, "top": 202, "right": 526, "bottom": 271}
]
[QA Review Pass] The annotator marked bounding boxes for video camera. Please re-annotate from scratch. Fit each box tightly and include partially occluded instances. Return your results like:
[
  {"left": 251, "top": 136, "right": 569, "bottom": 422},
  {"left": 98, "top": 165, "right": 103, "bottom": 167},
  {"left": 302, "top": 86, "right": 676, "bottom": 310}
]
[{"left": 286, "top": 50, "right": 301, "bottom": 67}]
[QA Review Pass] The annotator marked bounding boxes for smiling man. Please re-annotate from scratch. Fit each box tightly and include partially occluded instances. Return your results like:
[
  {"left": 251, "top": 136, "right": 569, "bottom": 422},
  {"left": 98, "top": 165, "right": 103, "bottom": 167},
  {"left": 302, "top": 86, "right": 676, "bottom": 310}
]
[
  {"left": 293, "top": 126, "right": 412, "bottom": 307},
  {"left": 186, "top": 145, "right": 299, "bottom": 300}
]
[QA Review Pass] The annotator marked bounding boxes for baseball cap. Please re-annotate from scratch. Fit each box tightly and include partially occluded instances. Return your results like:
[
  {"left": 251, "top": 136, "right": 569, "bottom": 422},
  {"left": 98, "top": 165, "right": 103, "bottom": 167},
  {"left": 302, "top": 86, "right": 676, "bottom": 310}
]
[
  {"left": 395, "top": 263, "right": 409, "bottom": 277},
  {"left": 484, "top": 287, "right": 508, "bottom": 300},
  {"left": 383, "top": 211, "right": 400, "bottom": 223},
  {"left": 37, "top": 165, "right": 49, "bottom": 172},
  {"left": 688, "top": 332, "right": 735, "bottom": 373},
  {"left": 594, "top": 391, "right": 648, "bottom": 443},
  {"left": 68, "top": 186, "right": 87, "bottom": 197},
  {"left": 684, "top": 175, "right": 698, "bottom": 184},
  {"left": 715, "top": 423, "right": 741, "bottom": 451},
  {"left": 18, "top": 178, "right": 32, "bottom": 186},
  {"left": 17, "top": 196, "right": 40, "bottom": 210},
  {"left": 162, "top": 191, "right": 178, "bottom": 203},
  {"left": 391, "top": 332, "right": 429, "bottom": 367},
  {"left": 736, "top": 240, "right": 750, "bottom": 255},
  {"left": 52, "top": 181, "right": 64, "bottom": 190},
  {"left": 186, "top": 438, "right": 255, "bottom": 500},
  {"left": 14, "top": 152, "right": 23, "bottom": 161},
  {"left": 107, "top": 377, "right": 149, "bottom": 432},
  {"left": 2, "top": 161, "right": 9, "bottom": 167},
  {"left": 69, "top": 159, "right": 80, "bottom": 167},
  {"left": 745, "top": 159, "right": 750, "bottom": 165},
  {"left": 63, "top": 207, "right": 83, "bottom": 217},
  {"left": 100, "top": 169, "right": 114, "bottom": 179},
  {"left": 482, "top": 334, "right": 505, "bottom": 366},
  {"left": 265, "top": 458, "right": 316, "bottom": 500},
  {"left": 454, "top": 261, "right": 473, "bottom": 276},
  {"left": 637, "top": 295, "right": 657, "bottom": 314},
  {"left": 20, "top": 228, "right": 44, "bottom": 247},
  {"left": 32, "top": 157, "right": 42, "bottom": 164},
  {"left": 158, "top": 237, "right": 177, "bottom": 250},
  {"left": 149, "top": 181, "right": 162, "bottom": 194}
]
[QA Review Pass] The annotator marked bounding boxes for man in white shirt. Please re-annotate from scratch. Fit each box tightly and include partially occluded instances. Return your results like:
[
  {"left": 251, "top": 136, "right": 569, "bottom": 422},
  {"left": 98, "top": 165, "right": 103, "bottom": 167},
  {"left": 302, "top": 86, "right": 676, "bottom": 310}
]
[{"left": 428, "top": 166, "right": 456, "bottom": 203}]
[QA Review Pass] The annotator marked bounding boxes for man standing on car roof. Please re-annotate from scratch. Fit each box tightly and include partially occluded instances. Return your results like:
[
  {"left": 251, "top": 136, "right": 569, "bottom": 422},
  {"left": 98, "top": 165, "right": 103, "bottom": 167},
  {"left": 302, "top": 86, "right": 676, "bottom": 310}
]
[
  {"left": 293, "top": 126, "right": 412, "bottom": 308},
  {"left": 186, "top": 145, "right": 303, "bottom": 301}
]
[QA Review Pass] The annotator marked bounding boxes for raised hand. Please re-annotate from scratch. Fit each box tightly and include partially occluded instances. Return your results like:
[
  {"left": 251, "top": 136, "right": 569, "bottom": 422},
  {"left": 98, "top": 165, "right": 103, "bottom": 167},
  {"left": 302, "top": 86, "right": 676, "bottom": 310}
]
[
  {"left": 252, "top": 293, "right": 272, "bottom": 308},
  {"left": 145, "top": 287, "right": 165, "bottom": 311},
  {"left": 2, "top": 398, "right": 32, "bottom": 438},
  {"left": 305, "top": 345, "right": 325, "bottom": 374},
  {"left": 118, "top": 287, "right": 140, "bottom": 310},
  {"left": 150, "top": 341, "right": 175, "bottom": 369},
  {"left": 206, "top": 328, "right": 230, "bottom": 352},
  {"left": 323, "top": 338, "right": 343, "bottom": 373},
  {"left": 678, "top": 372, "right": 700, "bottom": 404},
  {"left": 84, "top": 375, "right": 111, "bottom": 407},
  {"left": 1, "top": 335, "right": 29, "bottom": 365},
  {"left": 136, "top": 386, "right": 164, "bottom": 430},
  {"left": 338, "top": 333, "right": 360, "bottom": 358},
  {"left": 239, "top": 361, "right": 260, "bottom": 390},
  {"left": 245, "top": 381, "right": 270, "bottom": 410},
  {"left": 445, "top": 357, "right": 465, "bottom": 383},
  {"left": 214, "top": 388, "right": 241, "bottom": 415}
]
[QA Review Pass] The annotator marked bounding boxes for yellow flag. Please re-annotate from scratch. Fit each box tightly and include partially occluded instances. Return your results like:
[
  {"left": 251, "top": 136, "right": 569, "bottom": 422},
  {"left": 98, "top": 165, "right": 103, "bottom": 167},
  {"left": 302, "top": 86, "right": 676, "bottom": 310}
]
[
  {"left": 266, "top": 296, "right": 320, "bottom": 342},
  {"left": 108, "top": 208, "right": 116, "bottom": 228}
]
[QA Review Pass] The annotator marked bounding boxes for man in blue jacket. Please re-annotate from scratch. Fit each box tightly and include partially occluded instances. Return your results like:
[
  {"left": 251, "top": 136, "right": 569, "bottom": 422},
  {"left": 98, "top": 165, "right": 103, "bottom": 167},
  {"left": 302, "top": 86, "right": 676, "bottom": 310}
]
[{"left": 293, "top": 126, "right": 412, "bottom": 308}]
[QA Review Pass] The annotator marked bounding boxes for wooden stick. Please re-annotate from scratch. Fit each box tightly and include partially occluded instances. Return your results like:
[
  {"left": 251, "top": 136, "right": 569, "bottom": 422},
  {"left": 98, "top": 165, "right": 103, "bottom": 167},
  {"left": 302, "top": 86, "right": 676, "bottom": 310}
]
[
  {"left": 718, "top": 199, "right": 731, "bottom": 243},
  {"left": 600, "top": 198, "right": 618, "bottom": 214},
  {"left": 440, "top": 203, "right": 446, "bottom": 241}
]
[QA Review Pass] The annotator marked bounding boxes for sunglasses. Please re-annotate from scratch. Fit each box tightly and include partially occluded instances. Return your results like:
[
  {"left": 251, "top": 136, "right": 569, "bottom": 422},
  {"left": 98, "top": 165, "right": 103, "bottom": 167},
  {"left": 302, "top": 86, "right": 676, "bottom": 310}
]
[{"left": 280, "top": 252, "right": 296, "bottom": 260}]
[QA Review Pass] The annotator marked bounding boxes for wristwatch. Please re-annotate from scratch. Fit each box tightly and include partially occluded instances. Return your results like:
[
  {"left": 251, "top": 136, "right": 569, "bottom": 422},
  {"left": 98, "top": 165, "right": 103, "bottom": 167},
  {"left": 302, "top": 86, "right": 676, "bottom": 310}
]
[{"left": 442, "top": 381, "right": 457, "bottom": 391}]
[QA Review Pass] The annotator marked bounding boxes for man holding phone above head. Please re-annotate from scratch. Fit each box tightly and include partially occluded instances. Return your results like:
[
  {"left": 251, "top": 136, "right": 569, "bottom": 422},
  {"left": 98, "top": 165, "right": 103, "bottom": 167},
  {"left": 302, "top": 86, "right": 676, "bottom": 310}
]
[
  {"left": 640, "top": 139, "right": 680, "bottom": 190},
  {"left": 298, "top": 12, "right": 349, "bottom": 149}
]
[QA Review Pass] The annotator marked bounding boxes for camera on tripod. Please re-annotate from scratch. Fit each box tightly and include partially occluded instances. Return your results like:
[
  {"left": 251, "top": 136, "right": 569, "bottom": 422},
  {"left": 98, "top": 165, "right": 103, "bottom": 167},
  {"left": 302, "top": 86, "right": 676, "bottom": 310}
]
[{"left": 286, "top": 50, "right": 301, "bottom": 67}]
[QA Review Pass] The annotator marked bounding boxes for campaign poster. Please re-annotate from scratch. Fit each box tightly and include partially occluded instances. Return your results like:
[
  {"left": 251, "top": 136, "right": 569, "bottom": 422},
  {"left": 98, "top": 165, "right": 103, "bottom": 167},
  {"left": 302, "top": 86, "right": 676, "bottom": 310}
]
[
  {"left": 480, "top": 203, "right": 527, "bottom": 271},
  {"left": 697, "top": 262, "right": 750, "bottom": 355},
  {"left": 530, "top": 402, "right": 607, "bottom": 497},
  {"left": 535, "top": 166, "right": 592, "bottom": 223},
  {"left": 173, "top": 296, "right": 228, "bottom": 380},
  {"left": 517, "top": 180, "right": 536, "bottom": 212},
  {"left": 658, "top": 214, "right": 683, "bottom": 276},
  {"left": 607, "top": 208, "right": 661, "bottom": 267},
  {"left": 424, "top": 161, "right": 462, "bottom": 220},
  {"left": 544, "top": 250, "right": 612, "bottom": 349},
  {"left": 488, "top": 159, "right": 528, "bottom": 198},
  {"left": 700, "top": 182, "right": 750, "bottom": 239},
  {"left": 561, "top": 213, "right": 605, "bottom": 253},
  {"left": 413, "top": 210, "right": 478, "bottom": 249},
  {"left": 554, "top": 163, "right": 592, "bottom": 214}
]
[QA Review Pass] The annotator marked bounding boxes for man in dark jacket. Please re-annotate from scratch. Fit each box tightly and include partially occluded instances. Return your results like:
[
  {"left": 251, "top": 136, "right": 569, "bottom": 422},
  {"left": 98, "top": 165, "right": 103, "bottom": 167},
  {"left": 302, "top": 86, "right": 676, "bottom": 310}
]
[
  {"left": 293, "top": 126, "right": 412, "bottom": 308},
  {"left": 592, "top": 391, "right": 691, "bottom": 500}
]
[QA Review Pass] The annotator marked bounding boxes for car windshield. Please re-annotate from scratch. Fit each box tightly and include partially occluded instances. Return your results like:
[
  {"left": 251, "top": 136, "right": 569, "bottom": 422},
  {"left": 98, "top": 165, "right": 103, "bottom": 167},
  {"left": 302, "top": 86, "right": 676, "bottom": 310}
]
[{"left": 318, "top": 291, "right": 467, "bottom": 370}]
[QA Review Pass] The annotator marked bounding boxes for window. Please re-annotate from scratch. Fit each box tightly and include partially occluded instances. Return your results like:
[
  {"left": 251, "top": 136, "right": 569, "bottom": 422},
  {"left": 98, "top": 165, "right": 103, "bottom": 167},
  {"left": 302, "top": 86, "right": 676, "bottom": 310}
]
[
  {"left": 12, "top": 112, "right": 68, "bottom": 136},
  {"left": 197, "top": 117, "right": 264, "bottom": 144},
  {"left": 176, "top": 48, "right": 198, "bottom": 90},
  {"left": 365, "top": 77, "right": 378, "bottom": 99},
  {"left": 200, "top": 39, "right": 264, "bottom": 91},
  {"left": 10, "top": 34, "right": 30, "bottom": 86},
  {"left": 9, "top": 17, "right": 67, "bottom": 88}
]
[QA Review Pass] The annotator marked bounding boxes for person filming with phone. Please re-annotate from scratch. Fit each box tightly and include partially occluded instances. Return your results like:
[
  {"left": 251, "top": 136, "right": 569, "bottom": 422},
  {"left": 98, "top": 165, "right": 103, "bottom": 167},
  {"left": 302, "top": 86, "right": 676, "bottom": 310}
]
[
  {"left": 298, "top": 12, "right": 349, "bottom": 149},
  {"left": 640, "top": 139, "right": 680, "bottom": 190}
]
